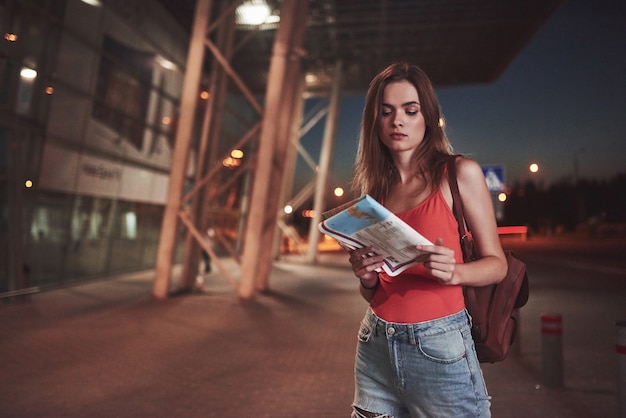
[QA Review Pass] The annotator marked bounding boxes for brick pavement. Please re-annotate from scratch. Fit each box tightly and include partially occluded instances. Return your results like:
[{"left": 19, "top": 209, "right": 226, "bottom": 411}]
[{"left": 0, "top": 254, "right": 621, "bottom": 417}]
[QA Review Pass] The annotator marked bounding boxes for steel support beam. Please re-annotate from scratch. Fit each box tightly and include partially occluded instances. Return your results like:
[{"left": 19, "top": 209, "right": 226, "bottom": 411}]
[
  {"left": 152, "top": 0, "right": 212, "bottom": 299},
  {"left": 179, "top": 2, "right": 236, "bottom": 292},
  {"left": 255, "top": 3, "right": 308, "bottom": 291},
  {"left": 306, "top": 60, "right": 343, "bottom": 262},
  {"left": 238, "top": 0, "right": 309, "bottom": 299},
  {"left": 273, "top": 76, "right": 306, "bottom": 259}
]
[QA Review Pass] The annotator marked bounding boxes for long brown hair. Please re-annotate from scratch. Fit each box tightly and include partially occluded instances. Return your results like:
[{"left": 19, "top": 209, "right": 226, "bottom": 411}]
[{"left": 352, "top": 63, "right": 453, "bottom": 199}]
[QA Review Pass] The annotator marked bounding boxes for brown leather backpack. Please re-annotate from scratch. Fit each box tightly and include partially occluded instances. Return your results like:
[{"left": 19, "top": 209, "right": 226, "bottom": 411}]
[{"left": 447, "top": 157, "right": 530, "bottom": 363}]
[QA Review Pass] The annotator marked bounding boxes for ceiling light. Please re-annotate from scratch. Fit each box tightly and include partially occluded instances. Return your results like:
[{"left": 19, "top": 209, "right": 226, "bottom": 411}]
[
  {"left": 20, "top": 67, "right": 37, "bottom": 79},
  {"left": 265, "top": 15, "right": 280, "bottom": 24},
  {"left": 237, "top": 1, "right": 271, "bottom": 25},
  {"left": 156, "top": 56, "right": 176, "bottom": 70},
  {"left": 80, "top": 0, "right": 102, "bottom": 6},
  {"left": 305, "top": 73, "right": 319, "bottom": 85}
]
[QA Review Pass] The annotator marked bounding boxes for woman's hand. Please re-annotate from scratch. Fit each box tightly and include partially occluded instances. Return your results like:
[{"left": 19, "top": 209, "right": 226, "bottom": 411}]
[
  {"left": 418, "top": 238, "right": 459, "bottom": 285},
  {"left": 347, "top": 246, "right": 384, "bottom": 289}
]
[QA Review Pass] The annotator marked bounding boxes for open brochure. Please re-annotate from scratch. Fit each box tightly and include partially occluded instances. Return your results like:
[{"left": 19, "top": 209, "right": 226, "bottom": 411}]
[{"left": 318, "top": 195, "right": 433, "bottom": 276}]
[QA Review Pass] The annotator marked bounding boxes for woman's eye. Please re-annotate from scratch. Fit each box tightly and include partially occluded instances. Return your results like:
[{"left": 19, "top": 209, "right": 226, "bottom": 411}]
[
  {"left": 381, "top": 110, "right": 392, "bottom": 117},
  {"left": 406, "top": 109, "right": 419, "bottom": 116}
]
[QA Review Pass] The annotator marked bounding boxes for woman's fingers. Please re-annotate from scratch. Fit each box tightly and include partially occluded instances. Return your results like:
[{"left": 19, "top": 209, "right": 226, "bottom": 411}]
[
  {"left": 419, "top": 238, "right": 457, "bottom": 283},
  {"left": 349, "top": 247, "right": 384, "bottom": 277}
]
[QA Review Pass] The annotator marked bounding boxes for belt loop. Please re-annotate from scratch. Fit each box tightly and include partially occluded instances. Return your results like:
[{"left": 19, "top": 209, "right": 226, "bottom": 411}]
[
  {"left": 374, "top": 316, "right": 380, "bottom": 337},
  {"left": 408, "top": 324, "right": 417, "bottom": 345},
  {"left": 464, "top": 308, "right": 473, "bottom": 326},
  {"left": 368, "top": 308, "right": 379, "bottom": 337}
]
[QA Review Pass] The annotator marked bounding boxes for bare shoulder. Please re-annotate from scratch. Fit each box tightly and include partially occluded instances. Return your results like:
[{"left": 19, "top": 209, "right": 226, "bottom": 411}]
[{"left": 454, "top": 156, "right": 485, "bottom": 186}]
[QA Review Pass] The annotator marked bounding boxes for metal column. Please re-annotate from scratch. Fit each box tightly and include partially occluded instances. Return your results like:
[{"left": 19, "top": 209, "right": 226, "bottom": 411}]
[
  {"left": 179, "top": 3, "right": 235, "bottom": 292},
  {"left": 306, "top": 61, "right": 343, "bottom": 263},
  {"left": 238, "top": 0, "right": 309, "bottom": 299},
  {"left": 255, "top": 4, "right": 308, "bottom": 292},
  {"left": 272, "top": 76, "right": 306, "bottom": 259},
  {"left": 152, "top": 0, "right": 212, "bottom": 299}
]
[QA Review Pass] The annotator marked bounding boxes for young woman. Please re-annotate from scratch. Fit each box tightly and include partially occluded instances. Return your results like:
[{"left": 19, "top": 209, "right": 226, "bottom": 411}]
[{"left": 347, "top": 63, "right": 507, "bottom": 418}]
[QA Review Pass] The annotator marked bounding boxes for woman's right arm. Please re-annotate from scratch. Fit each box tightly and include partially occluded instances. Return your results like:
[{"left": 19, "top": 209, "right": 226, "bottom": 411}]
[{"left": 348, "top": 246, "right": 384, "bottom": 302}]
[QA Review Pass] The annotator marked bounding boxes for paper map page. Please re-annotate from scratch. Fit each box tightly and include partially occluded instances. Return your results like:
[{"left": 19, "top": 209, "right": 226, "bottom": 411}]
[{"left": 318, "top": 195, "right": 433, "bottom": 276}]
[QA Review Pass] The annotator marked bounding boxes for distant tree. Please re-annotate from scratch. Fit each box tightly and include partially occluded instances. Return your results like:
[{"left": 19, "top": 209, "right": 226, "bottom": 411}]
[{"left": 503, "top": 172, "right": 626, "bottom": 233}]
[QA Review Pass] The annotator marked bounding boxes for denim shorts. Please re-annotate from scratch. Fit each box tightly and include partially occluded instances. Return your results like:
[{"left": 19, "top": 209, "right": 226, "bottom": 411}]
[{"left": 352, "top": 308, "right": 491, "bottom": 418}]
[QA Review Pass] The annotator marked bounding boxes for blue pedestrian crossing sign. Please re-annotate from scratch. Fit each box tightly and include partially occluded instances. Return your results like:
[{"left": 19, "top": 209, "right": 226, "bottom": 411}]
[{"left": 481, "top": 165, "right": 505, "bottom": 192}]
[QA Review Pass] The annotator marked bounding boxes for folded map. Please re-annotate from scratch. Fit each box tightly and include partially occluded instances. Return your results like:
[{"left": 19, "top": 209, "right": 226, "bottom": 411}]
[{"left": 318, "top": 195, "right": 433, "bottom": 276}]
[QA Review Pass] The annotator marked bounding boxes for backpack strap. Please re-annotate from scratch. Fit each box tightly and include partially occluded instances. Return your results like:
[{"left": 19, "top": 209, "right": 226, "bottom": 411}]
[
  {"left": 447, "top": 156, "right": 480, "bottom": 322},
  {"left": 447, "top": 157, "right": 466, "bottom": 240},
  {"left": 446, "top": 156, "right": 475, "bottom": 263}
]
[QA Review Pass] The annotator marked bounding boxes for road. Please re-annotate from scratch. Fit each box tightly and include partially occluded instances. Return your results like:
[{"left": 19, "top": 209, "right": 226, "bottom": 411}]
[
  {"left": 482, "top": 235, "right": 626, "bottom": 417},
  {"left": 502, "top": 235, "right": 626, "bottom": 292}
]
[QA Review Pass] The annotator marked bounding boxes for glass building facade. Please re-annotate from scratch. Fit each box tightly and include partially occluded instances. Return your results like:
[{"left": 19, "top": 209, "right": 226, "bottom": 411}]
[{"left": 1, "top": 0, "right": 192, "bottom": 293}]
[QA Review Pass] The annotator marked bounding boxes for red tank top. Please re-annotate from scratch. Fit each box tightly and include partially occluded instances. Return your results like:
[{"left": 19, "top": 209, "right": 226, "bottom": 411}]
[{"left": 370, "top": 188, "right": 465, "bottom": 323}]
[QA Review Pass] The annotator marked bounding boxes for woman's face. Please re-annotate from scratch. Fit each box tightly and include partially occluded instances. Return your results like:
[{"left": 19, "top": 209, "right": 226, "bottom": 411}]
[{"left": 377, "top": 80, "right": 427, "bottom": 156}]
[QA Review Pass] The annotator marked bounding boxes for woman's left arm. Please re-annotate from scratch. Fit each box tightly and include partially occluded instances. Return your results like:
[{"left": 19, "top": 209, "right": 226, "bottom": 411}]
[
  {"left": 420, "top": 157, "right": 508, "bottom": 286},
  {"left": 453, "top": 158, "right": 507, "bottom": 285}
]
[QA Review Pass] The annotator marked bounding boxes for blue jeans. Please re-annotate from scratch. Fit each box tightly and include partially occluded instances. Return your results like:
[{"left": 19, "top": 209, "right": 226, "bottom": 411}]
[{"left": 352, "top": 308, "right": 491, "bottom": 418}]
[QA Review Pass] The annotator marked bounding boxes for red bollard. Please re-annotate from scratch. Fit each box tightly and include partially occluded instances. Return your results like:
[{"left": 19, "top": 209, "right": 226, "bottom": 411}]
[
  {"left": 541, "top": 313, "right": 564, "bottom": 388},
  {"left": 617, "top": 320, "right": 626, "bottom": 418}
]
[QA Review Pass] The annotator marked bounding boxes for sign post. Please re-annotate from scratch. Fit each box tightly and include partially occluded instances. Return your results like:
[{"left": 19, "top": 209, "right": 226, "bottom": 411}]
[
  {"left": 481, "top": 165, "right": 506, "bottom": 222},
  {"left": 481, "top": 165, "right": 506, "bottom": 193}
]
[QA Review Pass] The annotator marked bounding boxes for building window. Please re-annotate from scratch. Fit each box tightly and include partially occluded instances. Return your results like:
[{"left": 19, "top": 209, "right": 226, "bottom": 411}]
[{"left": 93, "top": 35, "right": 154, "bottom": 150}]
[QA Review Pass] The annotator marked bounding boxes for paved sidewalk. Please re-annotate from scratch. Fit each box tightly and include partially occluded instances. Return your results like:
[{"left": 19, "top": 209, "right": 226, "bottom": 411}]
[{"left": 0, "top": 253, "right": 621, "bottom": 417}]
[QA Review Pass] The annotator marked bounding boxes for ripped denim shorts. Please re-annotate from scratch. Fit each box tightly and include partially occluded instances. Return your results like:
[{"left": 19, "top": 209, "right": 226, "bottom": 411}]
[{"left": 352, "top": 308, "right": 491, "bottom": 418}]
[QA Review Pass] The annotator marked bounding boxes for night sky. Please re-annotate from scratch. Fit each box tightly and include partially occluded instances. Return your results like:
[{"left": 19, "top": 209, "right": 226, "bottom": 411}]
[{"left": 297, "top": 0, "right": 626, "bottom": 195}]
